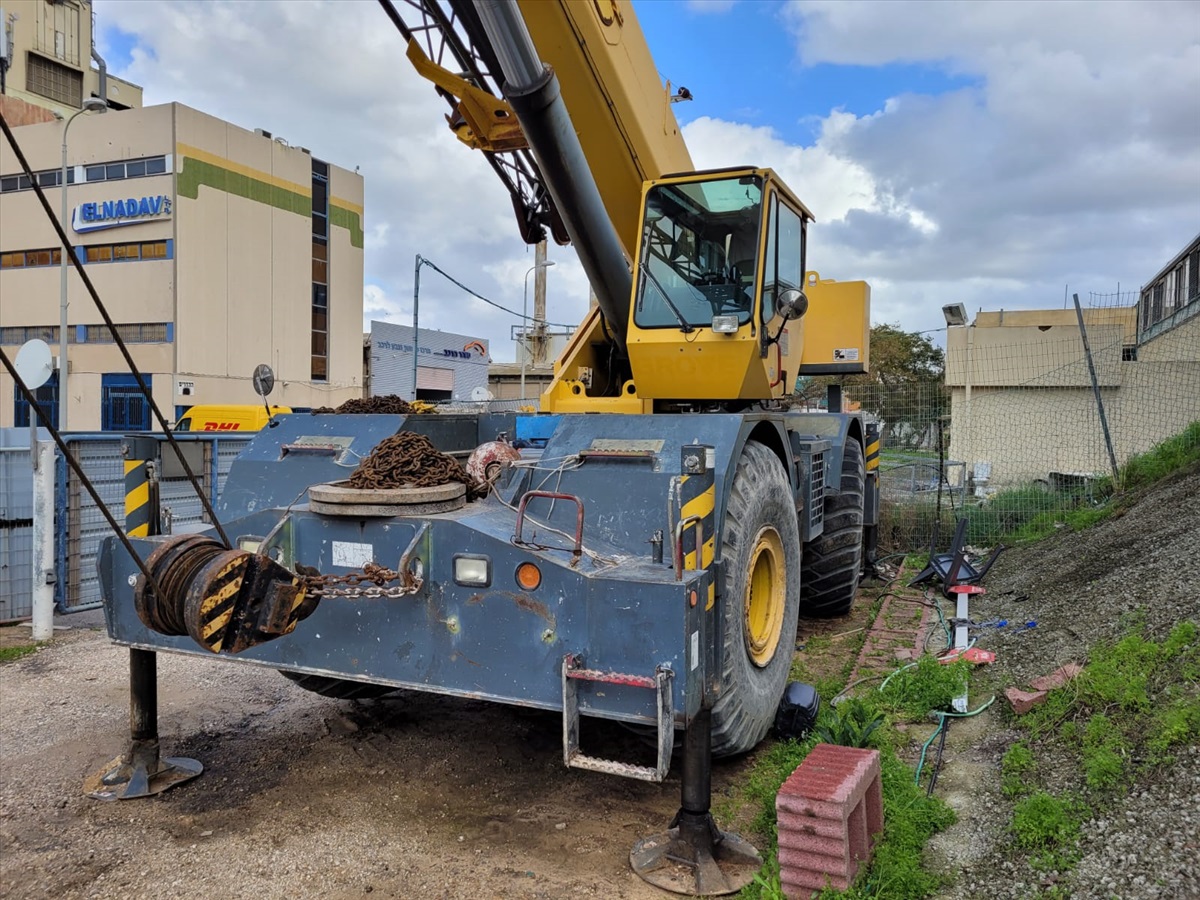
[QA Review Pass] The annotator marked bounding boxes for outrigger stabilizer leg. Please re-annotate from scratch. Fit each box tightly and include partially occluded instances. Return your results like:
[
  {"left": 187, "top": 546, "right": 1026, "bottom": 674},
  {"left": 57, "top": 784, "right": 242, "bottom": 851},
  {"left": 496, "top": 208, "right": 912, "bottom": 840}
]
[
  {"left": 630, "top": 707, "right": 762, "bottom": 895},
  {"left": 87, "top": 648, "right": 202, "bottom": 801}
]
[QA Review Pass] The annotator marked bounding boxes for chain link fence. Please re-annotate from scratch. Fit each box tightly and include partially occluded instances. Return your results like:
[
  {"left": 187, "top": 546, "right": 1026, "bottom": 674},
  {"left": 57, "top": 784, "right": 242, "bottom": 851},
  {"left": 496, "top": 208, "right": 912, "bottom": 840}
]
[{"left": 848, "top": 298, "right": 1200, "bottom": 556}]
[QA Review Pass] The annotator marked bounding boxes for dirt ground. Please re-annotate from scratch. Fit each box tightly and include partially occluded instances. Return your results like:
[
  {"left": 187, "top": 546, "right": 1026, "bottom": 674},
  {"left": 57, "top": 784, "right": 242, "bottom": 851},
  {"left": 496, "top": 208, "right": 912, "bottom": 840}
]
[
  {"left": 1, "top": 623, "right": 735, "bottom": 900},
  {"left": 2, "top": 463, "right": 1198, "bottom": 900}
]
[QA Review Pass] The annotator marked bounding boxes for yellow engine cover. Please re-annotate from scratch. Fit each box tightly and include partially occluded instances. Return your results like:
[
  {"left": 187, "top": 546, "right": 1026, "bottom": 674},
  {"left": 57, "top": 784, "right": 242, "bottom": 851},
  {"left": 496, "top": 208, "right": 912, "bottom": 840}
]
[{"left": 797, "top": 272, "right": 871, "bottom": 376}]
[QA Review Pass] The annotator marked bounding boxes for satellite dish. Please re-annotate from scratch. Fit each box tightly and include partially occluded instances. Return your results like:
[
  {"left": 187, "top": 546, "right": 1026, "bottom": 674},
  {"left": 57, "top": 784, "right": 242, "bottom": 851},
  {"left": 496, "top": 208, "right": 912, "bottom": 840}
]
[
  {"left": 15, "top": 340, "right": 54, "bottom": 390},
  {"left": 252, "top": 363, "right": 276, "bottom": 398},
  {"left": 470, "top": 386, "right": 493, "bottom": 401}
]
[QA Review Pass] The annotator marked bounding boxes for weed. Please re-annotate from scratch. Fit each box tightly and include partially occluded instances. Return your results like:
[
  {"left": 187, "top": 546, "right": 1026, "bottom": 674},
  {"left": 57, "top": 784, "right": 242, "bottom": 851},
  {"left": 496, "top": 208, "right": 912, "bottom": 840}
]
[
  {"left": 1080, "top": 714, "right": 1128, "bottom": 791},
  {"left": 1001, "top": 742, "right": 1035, "bottom": 797},
  {"left": 1148, "top": 696, "right": 1200, "bottom": 758},
  {"left": 1011, "top": 791, "right": 1084, "bottom": 871},
  {"left": 0, "top": 644, "right": 40, "bottom": 664},
  {"left": 878, "top": 655, "right": 970, "bottom": 721},
  {"left": 1162, "top": 620, "right": 1198, "bottom": 658},
  {"left": 816, "top": 696, "right": 886, "bottom": 749},
  {"left": 1121, "top": 420, "right": 1200, "bottom": 491},
  {"left": 804, "top": 635, "right": 833, "bottom": 653}
]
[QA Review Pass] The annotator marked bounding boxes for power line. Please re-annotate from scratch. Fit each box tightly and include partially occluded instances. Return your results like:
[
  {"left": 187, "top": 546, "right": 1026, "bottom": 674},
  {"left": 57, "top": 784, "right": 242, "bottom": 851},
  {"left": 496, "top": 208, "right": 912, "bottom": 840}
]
[{"left": 419, "top": 257, "right": 575, "bottom": 329}]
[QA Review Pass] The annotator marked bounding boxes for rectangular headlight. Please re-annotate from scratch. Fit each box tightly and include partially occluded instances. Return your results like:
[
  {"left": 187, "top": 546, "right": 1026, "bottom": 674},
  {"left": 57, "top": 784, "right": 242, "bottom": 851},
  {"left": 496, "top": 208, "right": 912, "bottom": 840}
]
[
  {"left": 453, "top": 554, "right": 491, "bottom": 587},
  {"left": 711, "top": 314, "right": 739, "bottom": 334}
]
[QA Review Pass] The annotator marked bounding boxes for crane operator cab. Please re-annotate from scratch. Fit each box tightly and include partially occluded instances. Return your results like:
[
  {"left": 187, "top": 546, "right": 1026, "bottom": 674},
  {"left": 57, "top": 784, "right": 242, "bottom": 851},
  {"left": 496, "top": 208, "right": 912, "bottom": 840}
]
[{"left": 543, "top": 167, "right": 870, "bottom": 412}]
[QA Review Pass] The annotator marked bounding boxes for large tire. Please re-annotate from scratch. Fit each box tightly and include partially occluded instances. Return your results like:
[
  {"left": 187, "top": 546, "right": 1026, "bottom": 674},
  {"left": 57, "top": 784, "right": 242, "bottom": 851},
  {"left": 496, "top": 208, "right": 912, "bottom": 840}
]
[
  {"left": 800, "top": 438, "right": 865, "bottom": 617},
  {"left": 711, "top": 442, "right": 802, "bottom": 757},
  {"left": 278, "top": 671, "right": 398, "bottom": 700}
]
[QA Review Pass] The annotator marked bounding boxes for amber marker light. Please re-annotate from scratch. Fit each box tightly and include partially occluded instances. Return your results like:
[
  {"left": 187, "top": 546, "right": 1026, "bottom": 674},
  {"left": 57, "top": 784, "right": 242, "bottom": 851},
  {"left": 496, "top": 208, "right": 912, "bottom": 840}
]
[{"left": 515, "top": 562, "right": 542, "bottom": 591}]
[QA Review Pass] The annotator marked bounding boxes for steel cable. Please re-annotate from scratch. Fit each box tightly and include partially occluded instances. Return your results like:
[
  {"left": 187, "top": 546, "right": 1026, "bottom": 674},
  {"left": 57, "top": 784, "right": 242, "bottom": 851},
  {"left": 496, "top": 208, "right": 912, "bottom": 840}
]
[{"left": 0, "top": 111, "right": 231, "bottom": 548}]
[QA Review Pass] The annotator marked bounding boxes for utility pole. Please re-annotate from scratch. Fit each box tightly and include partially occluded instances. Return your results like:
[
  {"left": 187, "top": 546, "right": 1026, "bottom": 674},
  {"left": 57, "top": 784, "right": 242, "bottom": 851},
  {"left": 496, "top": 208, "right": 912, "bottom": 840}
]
[{"left": 532, "top": 239, "right": 549, "bottom": 365}]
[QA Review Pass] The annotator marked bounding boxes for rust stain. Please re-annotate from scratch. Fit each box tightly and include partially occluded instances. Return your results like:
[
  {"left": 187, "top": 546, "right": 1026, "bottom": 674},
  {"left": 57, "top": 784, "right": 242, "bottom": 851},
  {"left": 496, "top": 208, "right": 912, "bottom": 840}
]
[{"left": 467, "top": 590, "right": 555, "bottom": 626}]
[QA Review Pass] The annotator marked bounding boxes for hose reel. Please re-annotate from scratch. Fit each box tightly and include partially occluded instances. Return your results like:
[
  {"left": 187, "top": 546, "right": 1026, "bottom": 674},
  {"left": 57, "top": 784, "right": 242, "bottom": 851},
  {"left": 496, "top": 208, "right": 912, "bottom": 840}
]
[{"left": 134, "top": 535, "right": 317, "bottom": 654}]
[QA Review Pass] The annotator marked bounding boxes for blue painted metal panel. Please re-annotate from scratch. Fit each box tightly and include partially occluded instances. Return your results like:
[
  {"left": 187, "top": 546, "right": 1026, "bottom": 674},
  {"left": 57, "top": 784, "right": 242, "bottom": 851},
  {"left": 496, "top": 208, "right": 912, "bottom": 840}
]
[
  {"left": 101, "top": 509, "right": 699, "bottom": 723},
  {"left": 515, "top": 414, "right": 561, "bottom": 445},
  {"left": 96, "top": 409, "right": 866, "bottom": 722}
]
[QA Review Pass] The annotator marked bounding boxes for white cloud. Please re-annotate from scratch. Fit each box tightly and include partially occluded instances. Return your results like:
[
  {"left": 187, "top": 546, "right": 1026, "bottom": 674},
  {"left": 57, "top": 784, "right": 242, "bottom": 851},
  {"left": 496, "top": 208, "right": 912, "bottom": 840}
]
[
  {"left": 93, "top": 0, "right": 1200, "bottom": 352},
  {"left": 96, "top": 0, "right": 590, "bottom": 362},
  {"left": 736, "top": 0, "right": 1199, "bottom": 333}
]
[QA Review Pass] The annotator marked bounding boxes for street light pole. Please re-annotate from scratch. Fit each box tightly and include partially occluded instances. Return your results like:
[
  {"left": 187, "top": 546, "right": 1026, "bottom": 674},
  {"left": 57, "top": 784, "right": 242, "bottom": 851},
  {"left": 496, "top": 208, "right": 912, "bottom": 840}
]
[
  {"left": 520, "top": 259, "right": 554, "bottom": 401},
  {"left": 59, "top": 98, "right": 107, "bottom": 430}
]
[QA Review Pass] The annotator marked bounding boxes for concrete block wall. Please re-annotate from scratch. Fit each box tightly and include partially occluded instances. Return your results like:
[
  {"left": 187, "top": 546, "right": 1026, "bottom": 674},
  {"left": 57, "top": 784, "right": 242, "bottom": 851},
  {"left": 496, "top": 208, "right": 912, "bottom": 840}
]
[{"left": 776, "top": 743, "right": 883, "bottom": 897}]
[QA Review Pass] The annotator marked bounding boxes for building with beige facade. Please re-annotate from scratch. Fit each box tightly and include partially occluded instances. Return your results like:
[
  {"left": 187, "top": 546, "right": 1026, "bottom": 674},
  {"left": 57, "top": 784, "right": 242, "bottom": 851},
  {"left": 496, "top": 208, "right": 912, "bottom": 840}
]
[
  {"left": 1, "top": 0, "right": 143, "bottom": 116},
  {"left": 1, "top": 101, "right": 364, "bottom": 429},
  {"left": 944, "top": 241, "right": 1199, "bottom": 489}
]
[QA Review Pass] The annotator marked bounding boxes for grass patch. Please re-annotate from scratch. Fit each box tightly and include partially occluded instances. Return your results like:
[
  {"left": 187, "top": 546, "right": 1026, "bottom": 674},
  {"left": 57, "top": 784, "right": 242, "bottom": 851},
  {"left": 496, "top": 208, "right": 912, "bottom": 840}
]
[
  {"left": 959, "top": 420, "right": 1200, "bottom": 547},
  {"left": 877, "top": 656, "right": 970, "bottom": 721},
  {"left": 1010, "top": 790, "right": 1086, "bottom": 872},
  {"left": 0, "top": 643, "right": 40, "bottom": 664},
  {"left": 735, "top": 652, "right": 971, "bottom": 899},
  {"left": 1022, "top": 620, "right": 1199, "bottom": 766},
  {"left": 1001, "top": 742, "right": 1035, "bottom": 797},
  {"left": 1122, "top": 420, "right": 1200, "bottom": 490},
  {"left": 1002, "top": 618, "right": 1200, "bottom": 882},
  {"left": 962, "top": 484, "right": 1112, "bottom": 547}
]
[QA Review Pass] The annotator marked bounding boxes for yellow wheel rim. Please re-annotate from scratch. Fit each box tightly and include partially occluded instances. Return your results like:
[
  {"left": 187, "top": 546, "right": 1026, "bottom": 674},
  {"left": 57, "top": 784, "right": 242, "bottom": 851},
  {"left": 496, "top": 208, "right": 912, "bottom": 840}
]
[{"left": 744, "top": 527, "right": 786, "bottom": 667}]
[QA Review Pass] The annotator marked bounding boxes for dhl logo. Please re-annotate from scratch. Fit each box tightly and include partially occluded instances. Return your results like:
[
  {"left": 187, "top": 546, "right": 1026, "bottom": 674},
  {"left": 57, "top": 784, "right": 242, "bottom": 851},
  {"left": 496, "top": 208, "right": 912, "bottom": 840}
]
[{"left": 201, "top": 422, "right": 242, "bottom": 431}]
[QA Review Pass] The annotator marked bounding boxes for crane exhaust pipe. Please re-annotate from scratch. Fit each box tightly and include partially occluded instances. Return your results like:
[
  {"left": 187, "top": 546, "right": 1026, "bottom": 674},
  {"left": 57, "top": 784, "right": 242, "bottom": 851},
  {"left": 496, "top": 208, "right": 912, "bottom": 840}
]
[{"left": 476, "top": 0, "right": 631, "bottom": 349}]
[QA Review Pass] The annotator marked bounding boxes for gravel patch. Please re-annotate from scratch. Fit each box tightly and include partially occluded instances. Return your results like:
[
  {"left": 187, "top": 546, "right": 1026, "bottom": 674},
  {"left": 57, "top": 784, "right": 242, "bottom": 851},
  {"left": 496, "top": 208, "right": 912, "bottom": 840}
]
[{"left": 929, "top": 463, "right": 1200, "bottom": 900}]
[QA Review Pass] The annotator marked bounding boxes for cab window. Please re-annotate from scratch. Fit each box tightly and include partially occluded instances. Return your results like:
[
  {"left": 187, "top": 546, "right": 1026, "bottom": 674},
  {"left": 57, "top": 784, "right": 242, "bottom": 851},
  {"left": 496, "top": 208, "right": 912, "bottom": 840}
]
[
  {"left": 762, "top": 194, "right": 805, "bottom": 323},
  {"left": 635, "top": 175, "right": 763, "bottom": 329}
]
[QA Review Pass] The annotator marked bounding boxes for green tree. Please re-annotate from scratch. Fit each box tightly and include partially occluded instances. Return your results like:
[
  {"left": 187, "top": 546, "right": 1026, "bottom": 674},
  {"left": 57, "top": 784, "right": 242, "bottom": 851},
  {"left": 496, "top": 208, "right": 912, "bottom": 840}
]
[{"left": 796, "top": 324, "right": 947, "bottom": 451}]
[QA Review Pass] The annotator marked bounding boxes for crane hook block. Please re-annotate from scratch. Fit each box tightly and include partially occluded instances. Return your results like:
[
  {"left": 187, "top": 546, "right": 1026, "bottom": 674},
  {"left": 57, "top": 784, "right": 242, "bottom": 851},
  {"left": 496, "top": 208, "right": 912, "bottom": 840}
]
[{"left": 134, "top": 535, "right": 314, "bottom": 655}]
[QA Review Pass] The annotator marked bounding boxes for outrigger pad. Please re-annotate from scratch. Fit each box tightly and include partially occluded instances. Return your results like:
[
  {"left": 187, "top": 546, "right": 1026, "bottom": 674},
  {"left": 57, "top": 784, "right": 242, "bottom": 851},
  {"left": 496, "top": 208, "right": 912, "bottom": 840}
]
[
  {"left": 84, "top": 740, "right": 202, "bottom": 802},
  {"left": 631, "top": 810, "right": 762, "bottom": 896}
]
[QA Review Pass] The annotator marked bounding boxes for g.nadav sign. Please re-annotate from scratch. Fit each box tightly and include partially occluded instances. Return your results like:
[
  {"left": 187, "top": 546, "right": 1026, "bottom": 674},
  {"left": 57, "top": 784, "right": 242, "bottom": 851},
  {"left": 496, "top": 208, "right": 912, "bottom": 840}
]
[{"left": 72, "top": 195, "right": 172, "bottom": 233}]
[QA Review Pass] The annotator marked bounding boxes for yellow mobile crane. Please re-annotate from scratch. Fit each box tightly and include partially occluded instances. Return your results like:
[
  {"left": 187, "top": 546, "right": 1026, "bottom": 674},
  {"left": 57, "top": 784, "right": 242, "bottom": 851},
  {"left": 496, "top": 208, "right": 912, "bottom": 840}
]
[{"left": 94, "top": 1, "right": 880, "bottom": 893}]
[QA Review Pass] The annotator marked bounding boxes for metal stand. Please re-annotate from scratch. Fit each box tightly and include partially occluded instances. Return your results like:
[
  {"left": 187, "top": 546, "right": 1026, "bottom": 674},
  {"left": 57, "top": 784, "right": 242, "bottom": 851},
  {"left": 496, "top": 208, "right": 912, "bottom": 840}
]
[
  {"left": 87, "top": 648, "right": 202, "bottom": 801},
  {"left": 630, "top": 709, "right": 761, "bottom": 895}
]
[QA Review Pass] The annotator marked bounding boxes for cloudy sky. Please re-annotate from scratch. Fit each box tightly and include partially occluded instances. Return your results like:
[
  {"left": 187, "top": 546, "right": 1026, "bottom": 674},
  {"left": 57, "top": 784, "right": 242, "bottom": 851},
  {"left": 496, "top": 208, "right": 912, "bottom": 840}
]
[{"left": 96, "top": 0, "right": 1199, "bottom": 361}]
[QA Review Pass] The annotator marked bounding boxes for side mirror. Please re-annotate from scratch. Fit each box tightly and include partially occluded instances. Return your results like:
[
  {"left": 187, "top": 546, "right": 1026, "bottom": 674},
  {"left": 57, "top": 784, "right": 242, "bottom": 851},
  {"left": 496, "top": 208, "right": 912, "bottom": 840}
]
[
  {"left": 252, "top": 364, "right": 280, "bottom": 427},
  {"left": 252, "top": 363, "right": 276, "bottom": 398},
  {"left": 775, "top": 288, "right": 808, "bottom": 321}
]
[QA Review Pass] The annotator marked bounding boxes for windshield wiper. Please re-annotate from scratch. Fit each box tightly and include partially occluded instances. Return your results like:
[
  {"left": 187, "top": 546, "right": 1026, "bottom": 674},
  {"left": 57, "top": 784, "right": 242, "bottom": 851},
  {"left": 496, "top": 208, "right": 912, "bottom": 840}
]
[{"left": 639, "top": 262, "right": 694, "bottom": 333}]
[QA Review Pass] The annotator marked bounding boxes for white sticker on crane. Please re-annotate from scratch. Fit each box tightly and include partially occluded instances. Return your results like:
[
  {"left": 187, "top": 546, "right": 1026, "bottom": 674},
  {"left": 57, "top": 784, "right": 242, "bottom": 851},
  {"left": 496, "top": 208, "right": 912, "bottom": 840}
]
[
  {"left": 332, "top": 541, "right": 374, "bottom": 568},
  {"left": 691, "top": 630, "right": 700, "bottom": 670},
  {"left": 834, "top": 348, "right": 860, "bottom": 361}
]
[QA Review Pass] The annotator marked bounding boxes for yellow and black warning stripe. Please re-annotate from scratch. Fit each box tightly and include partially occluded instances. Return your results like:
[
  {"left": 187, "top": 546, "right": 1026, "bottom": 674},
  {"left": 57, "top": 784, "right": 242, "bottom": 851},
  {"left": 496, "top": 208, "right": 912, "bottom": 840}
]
[
  {"left": 124, "top": 460, "right": 151, "bottom": 537},
  {"left": 679, "top": 470, "right": 716, "bottom": 610},
  {"left": 190, "top": 553, "right": 249, "bottom": 653},
  {"left": 864, "top": 421, "right": 881, "bottom": 473},
  {"left": 865, "top": 437, "right": 880, "bottom": 472}
]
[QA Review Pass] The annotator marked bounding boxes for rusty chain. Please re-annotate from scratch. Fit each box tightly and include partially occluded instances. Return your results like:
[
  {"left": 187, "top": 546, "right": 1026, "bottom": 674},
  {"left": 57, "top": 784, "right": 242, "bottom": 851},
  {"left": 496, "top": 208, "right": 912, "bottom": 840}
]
[
  {"left": 347, "top": 431, "right": 486, "bottom": 497},
  {"left": 296, "top": 562, "right": 423, "bottom": 600},
  {"left": 313, "top": 394, "right": 417, "bottom": 415}
]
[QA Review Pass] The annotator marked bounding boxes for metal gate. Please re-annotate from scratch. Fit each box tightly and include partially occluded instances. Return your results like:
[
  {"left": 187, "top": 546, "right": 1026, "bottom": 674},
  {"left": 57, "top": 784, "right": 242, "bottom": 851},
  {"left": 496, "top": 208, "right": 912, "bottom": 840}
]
[
  {"left": 56, "top": 433, "right": 252, "bottom": 612},
  {"left": 100, "top": 374, "right": 152, "bottom": 432},
  {"left": 0, "top": 429, "right": 40, "bottom": 622}
]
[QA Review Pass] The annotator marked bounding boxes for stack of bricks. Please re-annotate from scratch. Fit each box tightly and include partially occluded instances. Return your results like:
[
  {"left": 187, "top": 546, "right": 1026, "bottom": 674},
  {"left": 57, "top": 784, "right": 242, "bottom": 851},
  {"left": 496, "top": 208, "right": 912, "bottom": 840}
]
[{"left": 776, "top": 743, "right": 884, "bottom": 898}]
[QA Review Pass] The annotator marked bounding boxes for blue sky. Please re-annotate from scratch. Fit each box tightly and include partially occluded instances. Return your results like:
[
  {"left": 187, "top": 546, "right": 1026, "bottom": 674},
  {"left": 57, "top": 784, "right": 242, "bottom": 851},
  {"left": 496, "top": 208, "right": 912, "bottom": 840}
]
[
  {"left": 94, "top": 0, "right": 1200, "bottom": 358},
  {"left": 637, "top": 0, "right": 977, "bottom": 146}
]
